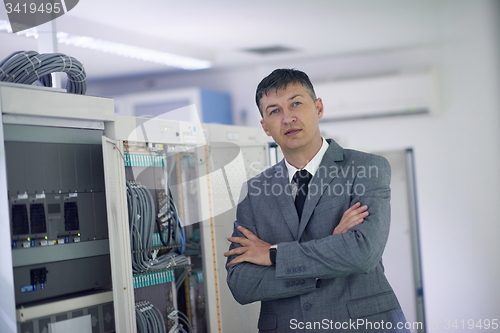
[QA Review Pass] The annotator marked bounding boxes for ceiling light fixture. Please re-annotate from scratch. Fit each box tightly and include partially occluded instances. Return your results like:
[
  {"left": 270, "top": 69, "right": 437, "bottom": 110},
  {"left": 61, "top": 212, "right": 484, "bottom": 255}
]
[{"left": 0, "top": 20, "right": 211, "bottom": 70}]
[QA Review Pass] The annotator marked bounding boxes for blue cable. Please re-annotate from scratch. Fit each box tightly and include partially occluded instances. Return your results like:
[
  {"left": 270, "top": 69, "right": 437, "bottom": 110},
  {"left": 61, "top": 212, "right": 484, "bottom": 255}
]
[{"left": 177, "top": 217, "right": 186, "bottom": 254}]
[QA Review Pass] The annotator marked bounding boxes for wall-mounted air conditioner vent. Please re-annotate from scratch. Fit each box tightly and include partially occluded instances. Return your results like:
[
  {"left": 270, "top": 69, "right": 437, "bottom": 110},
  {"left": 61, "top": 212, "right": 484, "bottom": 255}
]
[{"left": 315, "top": 71, "right": 437, "bottom": 122}]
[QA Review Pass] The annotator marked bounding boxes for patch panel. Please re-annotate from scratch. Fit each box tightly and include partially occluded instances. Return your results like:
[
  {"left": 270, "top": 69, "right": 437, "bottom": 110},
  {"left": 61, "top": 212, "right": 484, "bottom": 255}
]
[
  {"left": 133, "top": 270, "right": 175, "bottom": 289},
  {"left": 124, "top": 153, "right": 166, "bottom": 167}
]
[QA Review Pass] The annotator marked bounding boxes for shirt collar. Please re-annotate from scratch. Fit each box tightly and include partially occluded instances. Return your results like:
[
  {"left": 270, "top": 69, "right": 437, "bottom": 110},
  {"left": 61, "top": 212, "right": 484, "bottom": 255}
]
[{"left": 285, "top": 137, "right": 329, "bottom": 183}]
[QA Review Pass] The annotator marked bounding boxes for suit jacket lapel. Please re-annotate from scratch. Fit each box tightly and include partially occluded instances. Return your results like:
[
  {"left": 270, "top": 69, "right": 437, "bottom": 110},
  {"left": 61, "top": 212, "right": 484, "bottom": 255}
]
[
  {"left": 272, "top": 160, "right": 300, "bottom": 240},
  {"left": 297, "top": 139, "right": 344, "bottom": 239}
]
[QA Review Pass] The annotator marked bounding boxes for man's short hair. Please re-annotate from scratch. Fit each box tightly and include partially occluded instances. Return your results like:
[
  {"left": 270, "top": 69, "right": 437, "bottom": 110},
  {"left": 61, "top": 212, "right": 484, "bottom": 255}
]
[{"left": 255, "top": 68, "right": 317, "bottom": 117}]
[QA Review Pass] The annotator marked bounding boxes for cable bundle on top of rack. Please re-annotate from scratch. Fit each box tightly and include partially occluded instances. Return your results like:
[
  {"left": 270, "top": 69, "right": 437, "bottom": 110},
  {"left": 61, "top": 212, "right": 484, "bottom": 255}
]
[
  {"left": 0, "top": 50, "right": 87, "bottom": 94},
  {"left": 126, "top": 181, "right": 188, "bottom": 275}
]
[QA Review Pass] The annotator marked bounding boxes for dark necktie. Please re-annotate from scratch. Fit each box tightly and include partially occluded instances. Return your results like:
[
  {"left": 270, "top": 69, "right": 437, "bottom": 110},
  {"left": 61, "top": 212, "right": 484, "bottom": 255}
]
[{"left": 293, "top": 170, "right": 312, "bottom": 219}]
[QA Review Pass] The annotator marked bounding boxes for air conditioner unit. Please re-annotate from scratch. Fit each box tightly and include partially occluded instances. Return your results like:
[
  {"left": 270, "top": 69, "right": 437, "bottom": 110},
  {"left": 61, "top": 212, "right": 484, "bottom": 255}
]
[{"left": 315, "top": 71, "right": 437, "bottom": 121}]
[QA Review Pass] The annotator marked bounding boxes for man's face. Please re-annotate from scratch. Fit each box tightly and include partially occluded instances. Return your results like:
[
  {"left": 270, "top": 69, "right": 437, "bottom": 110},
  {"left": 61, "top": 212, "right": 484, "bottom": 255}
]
[{"left": 259, "top": 83, "right": 324, "bottom": 155}]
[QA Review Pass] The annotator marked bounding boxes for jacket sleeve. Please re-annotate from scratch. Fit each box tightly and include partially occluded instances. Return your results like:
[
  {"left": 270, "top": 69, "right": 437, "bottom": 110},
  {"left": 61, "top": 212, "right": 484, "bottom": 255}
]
[
  {"left": 275, "top": 154, "right": 392, "bottom": 280},
  {"left": 225, "top": 191, "right": 318, "bottom": 305}
]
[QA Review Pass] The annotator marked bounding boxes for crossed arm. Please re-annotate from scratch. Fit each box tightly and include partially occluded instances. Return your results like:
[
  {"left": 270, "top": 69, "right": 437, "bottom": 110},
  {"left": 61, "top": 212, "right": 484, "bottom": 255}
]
[
  {"left": 224, "top": 202, "right": 369, "bottom": 266},
  {"left": 223, "top": 202, "right": 374, "bottom": 304}
]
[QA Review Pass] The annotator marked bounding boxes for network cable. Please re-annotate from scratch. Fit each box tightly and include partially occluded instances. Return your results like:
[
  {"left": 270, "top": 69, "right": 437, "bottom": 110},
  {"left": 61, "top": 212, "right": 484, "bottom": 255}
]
[
  {"left": 157, "top": 188, "right": 186, "bottom": 255},
  {"left": 168, "top": 309, "right": 193, "bottom": 333},
  {"left": 0, "top": 50, "right": 87, "bottom": 94},
  {"left": 135, "top": 301, "right": 167, "bottom": 333},
  {"left": 127, "top": 181, "right": 189, "bottom": 274}
]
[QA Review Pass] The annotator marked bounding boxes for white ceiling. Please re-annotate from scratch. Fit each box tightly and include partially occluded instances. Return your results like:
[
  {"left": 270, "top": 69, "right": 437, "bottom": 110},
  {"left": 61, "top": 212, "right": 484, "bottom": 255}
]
[{"left": 0, "top": 0, "right": 442, "bottom": 80}]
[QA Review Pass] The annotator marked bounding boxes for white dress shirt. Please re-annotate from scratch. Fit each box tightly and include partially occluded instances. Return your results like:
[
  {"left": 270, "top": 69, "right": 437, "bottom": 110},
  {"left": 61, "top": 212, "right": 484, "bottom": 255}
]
[{"left": 284, "top": 137, "right": 329, "bottom": 187}]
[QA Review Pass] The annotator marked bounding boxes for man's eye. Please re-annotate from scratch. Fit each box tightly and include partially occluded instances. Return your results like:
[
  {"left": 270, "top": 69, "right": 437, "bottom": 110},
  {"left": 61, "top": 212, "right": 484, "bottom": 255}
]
[
  {"left": 270, "top": 109, "right": 279, "bottom": 115},
  {"left": 293, "top": 102, "right": 301, "bottom": 107}
]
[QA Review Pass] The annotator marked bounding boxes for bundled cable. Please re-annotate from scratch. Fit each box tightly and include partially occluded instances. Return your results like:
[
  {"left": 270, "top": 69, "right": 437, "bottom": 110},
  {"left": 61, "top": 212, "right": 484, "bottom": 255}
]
[
  {"left": 168, "top": 309, "right": 193, "bottom": 333},
  {"left": 135, "top": 301, "right": 167, "bottom": 333},
  {"left": 0, "top": 50, "right": 86, "bottom": 94},
  {"left": 157, "top": 188, "right": 186, "bottom": 254},
  {"left": 127, "top": 181, "right": 189, "bottom": 274}
]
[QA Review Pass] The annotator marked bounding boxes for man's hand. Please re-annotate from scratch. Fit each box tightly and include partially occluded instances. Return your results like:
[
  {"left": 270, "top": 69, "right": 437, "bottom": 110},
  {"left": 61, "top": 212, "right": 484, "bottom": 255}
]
[
  {"left": 333, "top": 202, "right": 369, "bottom": 234},
  {"left": 224, "top": 226, "right": 272, "bottom": 266},
  {"left": 225, "top": 203, "right": 368, "bottom": 266}
]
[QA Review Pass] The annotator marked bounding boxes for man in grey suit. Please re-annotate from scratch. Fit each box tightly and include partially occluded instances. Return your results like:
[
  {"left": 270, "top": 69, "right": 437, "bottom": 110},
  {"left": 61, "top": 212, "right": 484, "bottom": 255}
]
[{"left": 224, "top": 69, "right": 409, "bottom": 332}]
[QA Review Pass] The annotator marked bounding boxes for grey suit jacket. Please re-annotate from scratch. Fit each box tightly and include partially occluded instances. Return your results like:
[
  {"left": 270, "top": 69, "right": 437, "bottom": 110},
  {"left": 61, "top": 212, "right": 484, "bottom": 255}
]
[{"left": 226, "top": 139, "right": 409, "bottom": 332}]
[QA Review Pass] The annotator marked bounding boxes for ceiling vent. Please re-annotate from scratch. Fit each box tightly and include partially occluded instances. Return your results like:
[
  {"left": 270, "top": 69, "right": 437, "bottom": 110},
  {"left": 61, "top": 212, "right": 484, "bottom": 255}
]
[{"left": 243, "top": 45, "right": 297, "bottom": 55}]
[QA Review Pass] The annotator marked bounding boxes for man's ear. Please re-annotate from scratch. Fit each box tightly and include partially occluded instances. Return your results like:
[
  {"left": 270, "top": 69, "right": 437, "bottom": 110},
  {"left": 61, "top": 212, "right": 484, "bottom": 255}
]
[
  {"left": 316, "top": 98, "right": 324, "bottom": 120},
  {"left": 260, "top": 119, "right": 272, "bottom": 136}
]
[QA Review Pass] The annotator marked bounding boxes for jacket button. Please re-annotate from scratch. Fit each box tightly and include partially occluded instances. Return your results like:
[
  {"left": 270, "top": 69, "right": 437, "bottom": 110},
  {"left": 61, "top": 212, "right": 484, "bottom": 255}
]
[
  {"left": 285, "top": 282, "right": 290, "bottom": 288},
  {"left": 303, "top": 302, "right": 312, "bottom": 311},
  {"left": 286, "top": 269, "right": 291, "bottom": 274}
]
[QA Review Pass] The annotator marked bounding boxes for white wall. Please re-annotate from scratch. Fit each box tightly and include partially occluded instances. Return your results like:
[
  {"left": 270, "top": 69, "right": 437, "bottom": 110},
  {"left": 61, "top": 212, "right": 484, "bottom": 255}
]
[
  {"left": 88, "top": 1, "right": 500, "bottom": 331},
  {"left": 322, "top": 1, "right": 500, "bottom": 330}
]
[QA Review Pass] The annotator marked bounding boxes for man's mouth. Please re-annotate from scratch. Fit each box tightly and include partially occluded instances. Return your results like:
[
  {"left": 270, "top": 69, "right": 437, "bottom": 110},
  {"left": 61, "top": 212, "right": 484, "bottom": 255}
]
[{"left": 285, "top": 128, "right": 301, "bottom": 135}]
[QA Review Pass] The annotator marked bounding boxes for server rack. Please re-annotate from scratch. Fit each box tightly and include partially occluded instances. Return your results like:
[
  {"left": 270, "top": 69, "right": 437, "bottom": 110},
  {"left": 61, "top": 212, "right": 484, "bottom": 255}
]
[
  {"left": 1, "top": 83, "right": 272, "bottom": 333},
  {"left": 104, "top": 115, "right": 212, "bottom": 333},
  {"left": 0, "top": 82, "right": 116, "bottom": 333}
]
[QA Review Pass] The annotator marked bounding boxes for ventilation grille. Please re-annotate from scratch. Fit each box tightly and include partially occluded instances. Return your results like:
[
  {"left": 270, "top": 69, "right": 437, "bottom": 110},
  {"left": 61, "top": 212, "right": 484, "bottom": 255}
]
[
  {"left": 64, "top": 202, "right": 80, "bottom": 231},
  {"left": 30, "top": 203, "right": 47, "bottom": 234},
  {"left": 243, "top": 45, "right": 297, "bottom": 55},
  {"left": 12, "top": 204, "right": 29, "bottom": 235}
]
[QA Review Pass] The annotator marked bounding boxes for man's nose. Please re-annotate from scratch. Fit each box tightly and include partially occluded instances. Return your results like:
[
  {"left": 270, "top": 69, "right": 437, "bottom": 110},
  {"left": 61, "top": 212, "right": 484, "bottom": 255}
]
[{"left": 282, "top": 108, "right": 296, "bottom": 124}]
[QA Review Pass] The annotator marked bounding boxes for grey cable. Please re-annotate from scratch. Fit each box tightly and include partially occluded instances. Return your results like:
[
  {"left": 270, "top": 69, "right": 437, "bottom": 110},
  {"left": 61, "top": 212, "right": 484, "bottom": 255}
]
[
  {"left": 168, "top": 309, "right": 193, "bottom": 333},
  {"left": 128, "top": 182, "right": 192, "bottom": 333},
  {"left": 127, "top": 181, "right": 190, "bottom": 274},
  {"left": 0, "top": 50, "right": 87, "bottom": 94},
  {"left": 136, "top": 301, "right": 167, "bottom": 333}
]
